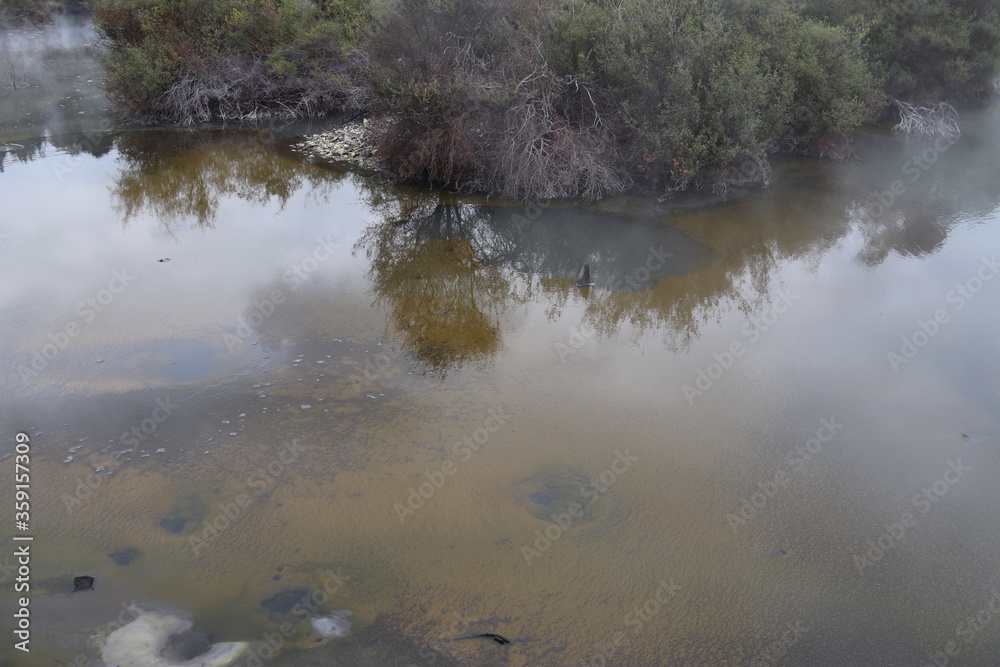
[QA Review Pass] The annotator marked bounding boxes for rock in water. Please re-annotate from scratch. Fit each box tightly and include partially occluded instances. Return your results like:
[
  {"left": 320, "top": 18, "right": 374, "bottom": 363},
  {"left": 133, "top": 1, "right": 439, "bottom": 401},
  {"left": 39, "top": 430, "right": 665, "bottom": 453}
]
[
  {"left": 575, "top": 263, "right": 594, "bottom": 287},
  {"left": 73, "top": 576, "right": 94, "bottom": 593},
  {"left": 311, "top": 610, "right": 353, "bottom": 638},
  {"left": 102, "top": 609, "right": 248, "bottom": 667}
]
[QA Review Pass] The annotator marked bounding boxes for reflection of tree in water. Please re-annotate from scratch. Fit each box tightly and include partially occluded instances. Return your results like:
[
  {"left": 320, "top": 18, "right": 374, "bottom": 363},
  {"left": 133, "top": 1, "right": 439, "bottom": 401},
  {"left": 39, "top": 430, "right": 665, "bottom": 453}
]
[
  {"left": 355, "top": 190, "right": 532, "bottom": 377},
  {"left": 110, "top": 130, "right": 341, "bottom": 229},
  {"left": 851, "top": 204, "right": 950, "bottom": 266},
  {"left": 0, "top": 137, "right": 47, "bottom": 172},
  {"left": 355, "top": 184, "right": 735, "bottom": 369},
  {"left": 0, "top": 132, "right": 114, "bottom": 173},
  {"left": 845, "top": 127, "right": 1000, "bottom": 267}
]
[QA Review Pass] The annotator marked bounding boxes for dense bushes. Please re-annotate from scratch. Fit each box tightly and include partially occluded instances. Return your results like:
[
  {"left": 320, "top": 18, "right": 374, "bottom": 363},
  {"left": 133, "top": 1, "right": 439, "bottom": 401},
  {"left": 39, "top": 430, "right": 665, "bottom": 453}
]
[
  {"left": 364, "top": 0, "right": 882, "bottom": 196},
  {"left": 546, "top": 0, "right": 881, "bottom": 191},
  {"left": 361, "top": 0, "right": 628, "bottom": 200},
  {"left": 91, "top": 0, "right": 360, "bottom": 123},
  {"left": 804, "top": 0, "right": 1000, "bottom": 103},
  {"left": 90, "top": 0, "right": 1000, "bottom": 198}
]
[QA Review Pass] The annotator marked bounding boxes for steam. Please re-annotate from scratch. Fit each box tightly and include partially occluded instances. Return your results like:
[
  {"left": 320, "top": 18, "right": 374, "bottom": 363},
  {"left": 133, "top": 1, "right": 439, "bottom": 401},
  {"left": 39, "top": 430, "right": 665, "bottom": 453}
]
[{"left": 0, "top": 16, "right": 110, "bottom": 139}]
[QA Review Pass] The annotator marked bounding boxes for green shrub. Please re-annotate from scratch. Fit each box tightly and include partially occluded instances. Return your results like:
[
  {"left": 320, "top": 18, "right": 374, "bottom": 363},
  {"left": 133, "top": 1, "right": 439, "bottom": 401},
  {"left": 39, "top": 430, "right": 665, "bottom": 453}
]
[
  {"left": 549, "top": 0, "right": 880, "bottom": 191},
  {"left": 92, "top": 0, "right": 358, "bottom": 123},
  {"left": 804, "top": 0, "right": 1000, "bottom": 103}
]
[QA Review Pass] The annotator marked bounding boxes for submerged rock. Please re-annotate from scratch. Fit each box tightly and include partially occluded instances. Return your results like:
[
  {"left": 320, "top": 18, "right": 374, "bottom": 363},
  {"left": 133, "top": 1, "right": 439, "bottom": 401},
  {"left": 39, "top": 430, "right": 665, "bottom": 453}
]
[
  {"left": 311, "top": 610, "right": 352, "bottom": 638},
  {"left": 101, "top": 608, "right": 248, "bottom": 667},
  {"left": 108, "top": 547, "right": 142, "bottom": 566},
  {"left": 261, "top": 589, "right": 311, "bottom": 615},
  {"left": 73, "top": 576, "right": 94, "bottom": 593}
]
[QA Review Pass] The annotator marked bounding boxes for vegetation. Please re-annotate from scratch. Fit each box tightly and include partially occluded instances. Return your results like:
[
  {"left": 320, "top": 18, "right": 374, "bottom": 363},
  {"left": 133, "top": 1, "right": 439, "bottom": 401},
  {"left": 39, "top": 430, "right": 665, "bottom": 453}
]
[
  {"left": 0, "top": 0, "right": 64, "bottom": 23},
  {"left": 87, "top": 0, "right": 1000, "bottom": 199},
  {"left": 90, "top": 0, "right": 363, "bottom": 123},
  {"left": 804, "top": 0, "right": 1000, "bottom": 103}
]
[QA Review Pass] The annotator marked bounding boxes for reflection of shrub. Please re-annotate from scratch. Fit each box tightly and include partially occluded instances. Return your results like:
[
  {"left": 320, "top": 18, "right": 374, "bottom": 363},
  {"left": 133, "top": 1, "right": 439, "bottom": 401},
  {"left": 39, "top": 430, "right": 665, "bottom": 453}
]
[{"left": 92, "top": 0, "right": 359, "bottom": 123}]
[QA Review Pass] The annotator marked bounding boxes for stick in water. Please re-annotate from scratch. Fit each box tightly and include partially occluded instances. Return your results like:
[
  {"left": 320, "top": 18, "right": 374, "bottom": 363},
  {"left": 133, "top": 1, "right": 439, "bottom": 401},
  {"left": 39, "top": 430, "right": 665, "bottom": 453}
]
[{"left": 450, "top": 633, "right": 511, "bottom": 645}]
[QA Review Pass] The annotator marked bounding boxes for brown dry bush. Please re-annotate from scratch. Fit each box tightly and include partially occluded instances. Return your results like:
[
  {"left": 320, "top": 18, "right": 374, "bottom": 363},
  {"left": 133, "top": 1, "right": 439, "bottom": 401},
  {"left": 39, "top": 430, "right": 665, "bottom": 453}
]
[
  {"left": 158, "top": 53, "right": 358, "bottom": 125},
  {"left": 363, "top": 0, "right": 627, "bottom": 201}
]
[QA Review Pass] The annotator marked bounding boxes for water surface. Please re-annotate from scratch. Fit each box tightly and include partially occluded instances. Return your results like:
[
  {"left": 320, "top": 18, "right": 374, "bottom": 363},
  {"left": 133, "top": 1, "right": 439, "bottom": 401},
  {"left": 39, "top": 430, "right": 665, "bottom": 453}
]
[{"left": 1, "top": 24, "right": 1000, "bottom": 667}]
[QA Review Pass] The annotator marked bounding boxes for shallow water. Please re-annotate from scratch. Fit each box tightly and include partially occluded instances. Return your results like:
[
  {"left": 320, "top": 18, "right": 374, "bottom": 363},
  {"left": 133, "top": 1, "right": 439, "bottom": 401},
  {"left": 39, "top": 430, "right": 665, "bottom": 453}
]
[{"left": 2, "top": 24, "right": 1000, "bottom": 667}]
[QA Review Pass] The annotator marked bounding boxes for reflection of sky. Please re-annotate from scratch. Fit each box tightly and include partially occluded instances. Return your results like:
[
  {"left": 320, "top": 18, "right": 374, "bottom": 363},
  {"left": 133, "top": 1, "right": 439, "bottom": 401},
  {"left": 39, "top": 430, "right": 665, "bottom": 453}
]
[
  {"left": 1, "top": 149, "right": 371, "bottom": 306},
  {"left": 0, "top": 144, "right": 374, "bottom": 391}
]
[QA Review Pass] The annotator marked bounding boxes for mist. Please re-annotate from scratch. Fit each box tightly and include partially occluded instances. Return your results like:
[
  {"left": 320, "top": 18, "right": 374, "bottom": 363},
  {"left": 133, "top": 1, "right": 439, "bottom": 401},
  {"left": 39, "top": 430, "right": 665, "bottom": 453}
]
[{"left": 0, "top": 15, "right": 109, "bottom": 141}]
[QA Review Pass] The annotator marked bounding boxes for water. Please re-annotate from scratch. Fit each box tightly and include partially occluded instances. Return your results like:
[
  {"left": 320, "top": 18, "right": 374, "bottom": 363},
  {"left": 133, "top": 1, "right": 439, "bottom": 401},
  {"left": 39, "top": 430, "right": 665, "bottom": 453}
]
[{"left": 1, "top": 21, "right": 1000, "bottom": 667}]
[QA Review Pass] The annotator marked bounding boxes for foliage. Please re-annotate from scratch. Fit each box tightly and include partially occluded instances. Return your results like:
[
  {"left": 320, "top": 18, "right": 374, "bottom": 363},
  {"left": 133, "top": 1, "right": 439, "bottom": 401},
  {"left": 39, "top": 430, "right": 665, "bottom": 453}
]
[
  {"left": 544, "top": 0, "right": 881, "bottom": 192},
  {"left": 88, "top": 0, "right": 1000, "bottom": 197},
  {"left": 91, "top": 0, "right": 359, "bottom": 123},
  {"left": 362, "top": 0, "right": 628, "bottom": 200},
  {"left": 804, "top": 0, "right": 1000, "bottom": 103}
]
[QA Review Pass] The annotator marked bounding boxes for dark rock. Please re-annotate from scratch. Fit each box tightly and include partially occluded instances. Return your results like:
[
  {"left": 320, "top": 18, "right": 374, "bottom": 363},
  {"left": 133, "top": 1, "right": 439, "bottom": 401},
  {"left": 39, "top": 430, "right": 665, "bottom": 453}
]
[
  {"left": 73, "top": 576, "right": 94, "bottom": 593},
  {"left": 261, "top": 589, "right": 310, "bottom": 615},
  {"left": 160, "top": 517, "right": 189, "bottom": 534}
]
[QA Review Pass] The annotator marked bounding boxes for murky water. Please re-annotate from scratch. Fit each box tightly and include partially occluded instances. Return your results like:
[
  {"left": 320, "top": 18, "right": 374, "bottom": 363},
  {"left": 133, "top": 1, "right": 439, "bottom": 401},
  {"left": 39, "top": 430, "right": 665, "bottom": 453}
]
[{"left": 2, "top": 22, "right": 1000, "bottom": 667}]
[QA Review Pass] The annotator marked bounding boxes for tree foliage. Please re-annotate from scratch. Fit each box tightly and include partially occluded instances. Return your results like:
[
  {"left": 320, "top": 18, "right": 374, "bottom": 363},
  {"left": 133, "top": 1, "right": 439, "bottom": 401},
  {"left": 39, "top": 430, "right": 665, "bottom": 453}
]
[
  {"left": 89, "top": 0, "right": 1000, "bottom": 198},
  {"left": 804, "top": 0, "right": 1000, "bottom": 103},
  {"left": 91, "top": 0, "right": 359, "bottom": 123}
]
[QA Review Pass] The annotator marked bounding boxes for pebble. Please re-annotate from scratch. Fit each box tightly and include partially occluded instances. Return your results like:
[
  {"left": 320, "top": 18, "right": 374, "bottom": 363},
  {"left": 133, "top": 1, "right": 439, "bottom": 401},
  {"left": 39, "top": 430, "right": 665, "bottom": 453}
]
[{"left": 293, "top": 119, "right": 384, "bottom": 170}]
